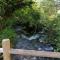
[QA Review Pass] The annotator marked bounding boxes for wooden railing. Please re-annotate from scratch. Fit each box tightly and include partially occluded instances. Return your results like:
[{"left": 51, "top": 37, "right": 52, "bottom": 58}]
[{"left": 0, "top": 39, "right": 60, "bottom": 60}]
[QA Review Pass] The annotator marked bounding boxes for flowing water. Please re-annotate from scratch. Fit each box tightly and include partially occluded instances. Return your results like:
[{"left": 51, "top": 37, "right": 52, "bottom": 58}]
[{"left": 12, "top": 25, "right": 57, "bottom": 60}]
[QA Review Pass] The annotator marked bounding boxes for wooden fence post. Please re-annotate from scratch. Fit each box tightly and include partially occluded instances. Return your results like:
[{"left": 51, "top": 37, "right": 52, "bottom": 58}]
[{"left": 2, "top": 39, "right": 11, "bottom": 60}]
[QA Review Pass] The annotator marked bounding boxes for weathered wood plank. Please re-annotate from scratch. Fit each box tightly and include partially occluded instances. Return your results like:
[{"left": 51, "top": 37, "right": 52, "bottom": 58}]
[
  {"left": 2, "top": 39, "right": 11, "bottom": 60},
  {"left": 11, "top": 49, "right": 60, "bottom": 58}
]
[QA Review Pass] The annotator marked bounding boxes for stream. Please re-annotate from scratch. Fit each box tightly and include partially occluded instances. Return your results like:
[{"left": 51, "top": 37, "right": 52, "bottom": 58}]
[{"left": 12, "top": 25, "right": 55, "bottom": 60}]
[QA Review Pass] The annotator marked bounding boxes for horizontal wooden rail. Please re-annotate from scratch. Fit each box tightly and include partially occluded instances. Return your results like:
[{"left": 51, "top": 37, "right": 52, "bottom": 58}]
[
  {"left": 10, "top": 49, "right": 60, "bottom": 58},
  {"left": 0, "top": 48, "right": 60, "bottom": 58}
]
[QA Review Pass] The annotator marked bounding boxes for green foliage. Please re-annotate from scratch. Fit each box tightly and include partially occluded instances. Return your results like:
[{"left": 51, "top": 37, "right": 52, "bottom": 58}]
[
  {"left": 32, "top": 0, "right": 60, "bottom": 52},
  {"left": 0, "top": 0, "right": 60, "bottom": 52},
  {"left": 0, "top": 28, "right": 16, "bottom": 47},
  {"left": 14, "top": 7, "right": 40, "bottom": 27},
  {"left": 0, "top": 0, "right": 33, "bottom": 16},
  {"left": 0, "top": 0, "right": 33, "bottom": 30},
  {"left": 0, "top": 0, "right": 34, "bottom": 48},
  {"left": 0, "top": 28, "right": 16, "bottom": 40},
  {"left": 53, "top": 14, "right": 60, "bottom": 51}
]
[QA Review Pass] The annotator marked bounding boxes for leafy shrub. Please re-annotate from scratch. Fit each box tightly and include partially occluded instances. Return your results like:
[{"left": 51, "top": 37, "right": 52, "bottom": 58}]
[
  {"left": 32, "top": 0, "right": 60, "bottom": 52},
  {"left": 13, "top": 7, "right": 41, "bottom": 29},
  {"left": 0, "top": 0, "right": 33, "bottom": 17},
  {"left": 0, "top": 28, "right": 16, "bottom": 47},
  {"left": 0, "top": 0, "right": 60, "bottom": 52}
]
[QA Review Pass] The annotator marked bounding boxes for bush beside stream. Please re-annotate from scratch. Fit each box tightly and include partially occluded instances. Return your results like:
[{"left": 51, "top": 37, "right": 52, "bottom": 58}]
[{"left": 0, "top": 0, "right": 60, "bottom": 53}]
